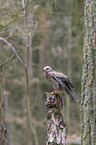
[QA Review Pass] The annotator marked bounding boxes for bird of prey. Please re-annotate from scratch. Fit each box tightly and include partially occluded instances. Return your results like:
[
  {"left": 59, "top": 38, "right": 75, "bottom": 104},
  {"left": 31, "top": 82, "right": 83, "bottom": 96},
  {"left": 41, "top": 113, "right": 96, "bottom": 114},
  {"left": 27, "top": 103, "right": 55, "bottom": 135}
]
[{"left": 43, "top": 66, "right": 78, "bottom": 102}]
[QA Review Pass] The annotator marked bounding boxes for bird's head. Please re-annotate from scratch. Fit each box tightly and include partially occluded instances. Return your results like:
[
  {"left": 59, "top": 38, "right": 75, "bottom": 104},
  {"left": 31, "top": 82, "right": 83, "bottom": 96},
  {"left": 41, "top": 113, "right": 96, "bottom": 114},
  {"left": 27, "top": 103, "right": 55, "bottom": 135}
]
[{"left": 43, "top": 66, "right": 52, "bottom": 77}]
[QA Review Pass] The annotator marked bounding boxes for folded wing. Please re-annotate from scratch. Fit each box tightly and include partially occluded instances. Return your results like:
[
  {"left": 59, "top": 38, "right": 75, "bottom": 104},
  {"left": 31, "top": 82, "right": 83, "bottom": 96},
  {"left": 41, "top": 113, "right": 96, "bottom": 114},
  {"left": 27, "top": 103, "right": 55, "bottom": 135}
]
[{"left": 51, "top": 74, "right": 78, "bottom": 103}]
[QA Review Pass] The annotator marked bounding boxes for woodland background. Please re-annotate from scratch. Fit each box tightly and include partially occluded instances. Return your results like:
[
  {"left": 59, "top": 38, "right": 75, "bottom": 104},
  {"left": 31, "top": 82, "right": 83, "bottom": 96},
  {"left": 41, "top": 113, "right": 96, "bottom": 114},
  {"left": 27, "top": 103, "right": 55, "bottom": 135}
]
[{"left": 0, "top": 0, "right": 84, "bottom": 145}]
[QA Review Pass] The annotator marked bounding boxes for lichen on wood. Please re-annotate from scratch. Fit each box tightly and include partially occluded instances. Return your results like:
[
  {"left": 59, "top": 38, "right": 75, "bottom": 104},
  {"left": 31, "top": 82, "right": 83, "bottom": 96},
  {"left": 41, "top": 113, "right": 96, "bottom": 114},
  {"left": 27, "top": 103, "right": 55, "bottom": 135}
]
[
  {"left": 0, "top": 64, "right": 7, "bottom": 145},
  {"left": 45, "top": 92, "right": 66, "bottom": 145},
  {"left": 81, "top": 0, "right": 96, "bottom": 145}
]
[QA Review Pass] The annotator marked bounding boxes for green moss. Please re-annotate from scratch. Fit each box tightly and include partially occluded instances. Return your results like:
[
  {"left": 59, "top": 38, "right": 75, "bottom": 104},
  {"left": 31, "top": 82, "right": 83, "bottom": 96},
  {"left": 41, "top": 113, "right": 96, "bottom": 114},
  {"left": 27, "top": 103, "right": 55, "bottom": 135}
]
[
  {"left": 47, "top": 113, "right": 51, "bottom": 120},
  {"left": 52, "top": 108, "right": 58, "bottom": 113},
  {"left": 49, "top": 97, "right": 53, "bottom": 100}
]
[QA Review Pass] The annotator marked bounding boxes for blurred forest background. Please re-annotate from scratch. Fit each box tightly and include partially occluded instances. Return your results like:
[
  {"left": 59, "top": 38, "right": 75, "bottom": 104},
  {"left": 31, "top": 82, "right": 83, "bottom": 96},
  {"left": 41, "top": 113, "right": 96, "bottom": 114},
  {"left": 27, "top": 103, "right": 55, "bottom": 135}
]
[{"left": 0, "top": 0, "right": 84, "bottom": 145}]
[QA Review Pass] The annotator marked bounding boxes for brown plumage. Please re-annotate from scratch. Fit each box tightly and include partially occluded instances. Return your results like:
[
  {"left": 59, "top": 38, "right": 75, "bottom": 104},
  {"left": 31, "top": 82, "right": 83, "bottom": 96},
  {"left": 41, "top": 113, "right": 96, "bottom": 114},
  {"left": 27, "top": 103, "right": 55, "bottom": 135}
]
[{"left": 43, "top": 66, "right": 78, "bottom": 103}]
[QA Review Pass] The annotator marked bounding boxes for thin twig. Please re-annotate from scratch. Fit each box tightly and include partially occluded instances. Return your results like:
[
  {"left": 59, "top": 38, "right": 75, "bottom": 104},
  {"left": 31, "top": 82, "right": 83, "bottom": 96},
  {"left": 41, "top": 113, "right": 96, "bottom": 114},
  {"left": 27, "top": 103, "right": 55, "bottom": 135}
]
[
  {"left": 1, "top": 54, "right": 15, "bottom": 67},
  {"left": 0, "top": 37, "right": 24, "bottom": 65}
]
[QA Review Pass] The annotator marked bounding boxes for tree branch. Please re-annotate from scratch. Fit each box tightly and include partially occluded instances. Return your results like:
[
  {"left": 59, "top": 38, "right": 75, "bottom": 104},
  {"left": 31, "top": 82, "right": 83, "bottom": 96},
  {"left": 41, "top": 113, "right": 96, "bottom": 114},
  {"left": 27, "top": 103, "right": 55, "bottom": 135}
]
[
  {"left": 1, "top": 54, "right": 15, "bottom": 67},
  {"left": 0, "top": 37, "right": 24, "bottom": 65}
]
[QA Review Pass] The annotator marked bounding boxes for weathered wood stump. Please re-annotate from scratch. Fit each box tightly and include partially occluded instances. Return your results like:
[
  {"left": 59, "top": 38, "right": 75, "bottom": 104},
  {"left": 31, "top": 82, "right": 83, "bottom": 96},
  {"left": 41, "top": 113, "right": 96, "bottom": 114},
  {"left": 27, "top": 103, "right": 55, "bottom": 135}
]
[{"left": 45, "top": 92, "right": 67, "bottom": 145}]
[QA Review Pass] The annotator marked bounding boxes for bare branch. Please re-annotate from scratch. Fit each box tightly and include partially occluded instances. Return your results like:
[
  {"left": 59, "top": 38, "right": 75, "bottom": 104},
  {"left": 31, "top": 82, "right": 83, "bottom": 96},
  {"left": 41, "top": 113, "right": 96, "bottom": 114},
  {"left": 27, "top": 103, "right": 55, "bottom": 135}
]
[
  {"left": 22, "top": 0, "right": 25, "bottom": 16},
  {"left": 0, "top": 37, "right": 24, "bottom": 65},
  {"left": 1, "top": 53, "right": 15, "bottom": 67},
  {"left": 10, "top": 27, "right": 26, "bottom": 37}
]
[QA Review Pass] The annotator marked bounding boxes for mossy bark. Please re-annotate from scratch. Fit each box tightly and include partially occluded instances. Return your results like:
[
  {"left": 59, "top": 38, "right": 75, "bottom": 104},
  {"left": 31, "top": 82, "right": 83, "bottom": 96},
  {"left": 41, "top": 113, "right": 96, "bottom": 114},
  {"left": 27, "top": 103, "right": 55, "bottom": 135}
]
[
  {"left": 46, "top": 92, "right": 66, "bottom": 145},
  {"left": 81, "top": 0, "right": 96, "bottom": 145},
  {"left": 0, "top": 63, "right": 7, "bottom": 145}
]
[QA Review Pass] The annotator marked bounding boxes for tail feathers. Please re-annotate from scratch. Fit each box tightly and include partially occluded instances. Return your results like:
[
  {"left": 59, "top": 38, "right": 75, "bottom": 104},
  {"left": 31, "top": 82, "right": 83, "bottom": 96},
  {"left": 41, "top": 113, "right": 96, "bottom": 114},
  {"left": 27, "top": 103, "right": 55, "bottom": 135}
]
[
  {"left": 61, "top": 81, "right": 78, "bottom": 103},
  {"left": 63, "top": 81, "right": 78, "bottom": 102},
  {"left": 51, "top": 75, "right": 78, "bottom": 103},
  {"left": 67, "top": 89, "right": 78, "bottom": 103}
]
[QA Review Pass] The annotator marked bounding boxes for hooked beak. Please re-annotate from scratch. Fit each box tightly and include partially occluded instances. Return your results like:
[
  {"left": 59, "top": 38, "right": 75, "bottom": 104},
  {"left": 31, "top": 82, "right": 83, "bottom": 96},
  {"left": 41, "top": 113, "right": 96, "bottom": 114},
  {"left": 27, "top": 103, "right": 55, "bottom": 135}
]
[
  {"left": 43, "top": 69, "right": 47, "bottom": 72},
  {"left": 43, "top": 70, "right": 46, "bottom": 76}
]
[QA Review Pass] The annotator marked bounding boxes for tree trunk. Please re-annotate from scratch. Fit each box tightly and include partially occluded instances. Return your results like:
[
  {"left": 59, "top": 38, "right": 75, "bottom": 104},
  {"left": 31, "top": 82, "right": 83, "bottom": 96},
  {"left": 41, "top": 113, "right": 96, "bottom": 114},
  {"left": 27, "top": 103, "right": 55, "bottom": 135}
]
[
  {"left": 46, "top": 92, "right": 66, "bottom": 145},
  {"left": 0, "top": 61, "right": 7, "bottom": 145},
  {"left": 24, "top": 35, "right": 39, "bottom": 145},
  {"left": 81, "top": 0, "right": 96, "bottom": 145},
  {"left": 66, "top": 17, "right": 72, "bottom": 125}
]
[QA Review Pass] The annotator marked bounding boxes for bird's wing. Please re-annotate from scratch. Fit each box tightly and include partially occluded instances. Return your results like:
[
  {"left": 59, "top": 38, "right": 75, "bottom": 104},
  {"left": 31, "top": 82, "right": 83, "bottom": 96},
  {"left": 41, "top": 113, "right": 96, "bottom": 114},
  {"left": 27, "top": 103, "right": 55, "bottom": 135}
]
[
  {"left": 48, "top": 70, "right": 70, "bottom": 80},
  {"left": 48, "top": 70, "right": 74, "bottom": 88},
  {"left": 60, "top": 77, "right": 74, "bottom": 89},
  {"left": 50, "top": 74, "right": 77, "bottom": 103}
]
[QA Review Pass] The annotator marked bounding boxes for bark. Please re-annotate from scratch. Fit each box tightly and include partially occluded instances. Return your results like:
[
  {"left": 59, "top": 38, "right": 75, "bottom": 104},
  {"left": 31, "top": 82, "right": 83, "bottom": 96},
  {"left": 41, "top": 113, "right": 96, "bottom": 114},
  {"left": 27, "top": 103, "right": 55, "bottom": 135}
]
[
  {"left": 81, "top": 0, "right": 96, "bottom": 145},
  {"left": 46, "top": 92, "right": 66, "bottom": 145},
  {"left": 0, "top": 62, "right": 7, "bottom": 145},
  {"left": 0, "top": 54, "right": 15, "bottom": 145}
]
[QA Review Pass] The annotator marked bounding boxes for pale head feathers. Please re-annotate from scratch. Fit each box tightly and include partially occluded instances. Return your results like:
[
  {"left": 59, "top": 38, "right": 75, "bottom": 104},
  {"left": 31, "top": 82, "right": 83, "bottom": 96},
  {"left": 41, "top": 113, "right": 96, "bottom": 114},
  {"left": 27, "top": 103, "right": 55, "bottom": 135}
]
[{"left": 43, "top": 66, "right": 52, "bottom": 72}]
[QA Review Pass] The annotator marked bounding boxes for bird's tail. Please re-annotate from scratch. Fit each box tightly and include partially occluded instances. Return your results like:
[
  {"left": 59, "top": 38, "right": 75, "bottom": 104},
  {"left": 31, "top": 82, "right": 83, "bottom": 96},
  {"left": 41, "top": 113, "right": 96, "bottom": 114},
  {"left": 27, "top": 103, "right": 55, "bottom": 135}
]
[
  {"left": 65, "top": 87, "right": 78, "bottom": 103},
  {"left": 61, "top": 81, "right": 78, "bottom": 103}
]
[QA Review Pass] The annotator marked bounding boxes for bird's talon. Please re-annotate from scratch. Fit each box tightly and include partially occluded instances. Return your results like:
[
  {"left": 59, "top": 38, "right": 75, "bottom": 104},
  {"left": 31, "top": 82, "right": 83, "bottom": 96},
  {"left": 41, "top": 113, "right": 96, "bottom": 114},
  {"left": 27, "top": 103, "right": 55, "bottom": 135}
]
[{"left": 49, "top": 91, "right": 55, "bottom": 95}]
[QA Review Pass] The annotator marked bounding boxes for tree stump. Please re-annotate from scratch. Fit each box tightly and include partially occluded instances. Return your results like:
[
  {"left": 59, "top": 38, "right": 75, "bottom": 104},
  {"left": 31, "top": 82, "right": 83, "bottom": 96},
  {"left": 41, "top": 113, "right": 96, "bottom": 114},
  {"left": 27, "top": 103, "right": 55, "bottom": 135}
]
[{"left": 45, "top": 92, "right": 67, "bottom": 145}]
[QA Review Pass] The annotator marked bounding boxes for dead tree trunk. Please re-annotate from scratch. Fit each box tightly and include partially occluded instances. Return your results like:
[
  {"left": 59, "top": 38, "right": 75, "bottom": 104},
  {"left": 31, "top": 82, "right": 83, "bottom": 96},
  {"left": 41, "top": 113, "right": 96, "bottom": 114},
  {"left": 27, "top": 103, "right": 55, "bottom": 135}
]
[{"left": 45, "top": 92, "right": 66, "bottom": 145}]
